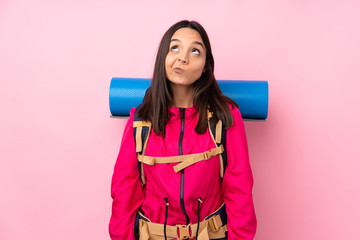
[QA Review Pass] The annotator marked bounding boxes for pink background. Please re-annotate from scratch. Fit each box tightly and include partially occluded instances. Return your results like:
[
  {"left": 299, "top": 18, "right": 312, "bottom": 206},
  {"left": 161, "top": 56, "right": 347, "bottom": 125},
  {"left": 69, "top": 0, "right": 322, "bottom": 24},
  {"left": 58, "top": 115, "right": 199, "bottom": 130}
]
[{"left": 1, "top": 0, "right": 359, "bottom": 239}]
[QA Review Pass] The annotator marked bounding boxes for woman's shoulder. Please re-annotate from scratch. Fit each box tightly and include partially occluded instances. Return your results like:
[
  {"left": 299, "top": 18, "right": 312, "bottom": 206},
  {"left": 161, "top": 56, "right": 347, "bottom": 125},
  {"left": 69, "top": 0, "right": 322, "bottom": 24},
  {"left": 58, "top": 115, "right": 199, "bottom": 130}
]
[
  {"left": 130, "top": 107, "right": 136, "bottom": 114},
  {"left": 129, "top": 107, "right": 136, "bottom": 120},
  {"left": 224, "top": 101, "right": 244, "bottom": 129},
  {"left": 122, "top": 108, "right": 136, "bottom": 131},
  {"left": 226, "top": 101, "right": 241, "bottom": 117}
]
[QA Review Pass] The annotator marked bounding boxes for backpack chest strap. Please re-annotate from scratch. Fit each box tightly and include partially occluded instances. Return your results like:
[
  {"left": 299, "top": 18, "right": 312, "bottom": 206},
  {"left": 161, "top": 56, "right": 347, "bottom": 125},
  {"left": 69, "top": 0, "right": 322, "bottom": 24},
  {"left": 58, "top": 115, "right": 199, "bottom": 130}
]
[{"left": 137, "top": 145, "right": 224, "bottom": 173}]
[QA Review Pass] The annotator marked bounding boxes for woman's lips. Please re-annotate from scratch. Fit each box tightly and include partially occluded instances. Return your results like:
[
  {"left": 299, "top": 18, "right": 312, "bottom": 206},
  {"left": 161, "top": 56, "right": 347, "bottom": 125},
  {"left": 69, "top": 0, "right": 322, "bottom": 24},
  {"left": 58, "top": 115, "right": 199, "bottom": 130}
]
[{"left": 174, "top": 67, "right": 184, "bottom": 74}]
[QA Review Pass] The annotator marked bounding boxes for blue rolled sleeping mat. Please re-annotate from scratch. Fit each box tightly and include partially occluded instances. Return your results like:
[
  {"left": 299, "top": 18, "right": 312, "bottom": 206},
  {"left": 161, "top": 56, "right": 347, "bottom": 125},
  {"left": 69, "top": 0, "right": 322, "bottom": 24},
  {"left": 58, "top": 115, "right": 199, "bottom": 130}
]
[{"left": 109, "top": 78, "right": 268, "bottom": 121}]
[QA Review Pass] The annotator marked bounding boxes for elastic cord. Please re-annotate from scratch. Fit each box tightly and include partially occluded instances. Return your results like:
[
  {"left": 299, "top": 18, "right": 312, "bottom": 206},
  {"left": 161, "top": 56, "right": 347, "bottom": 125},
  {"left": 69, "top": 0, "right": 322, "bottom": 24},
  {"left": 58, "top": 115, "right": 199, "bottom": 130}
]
[
  {"left": 164, "top": 197, "right": 169, "bottom": 240},
  {"left": 196, "top": 198, "right": 202, "bottom": 240}
]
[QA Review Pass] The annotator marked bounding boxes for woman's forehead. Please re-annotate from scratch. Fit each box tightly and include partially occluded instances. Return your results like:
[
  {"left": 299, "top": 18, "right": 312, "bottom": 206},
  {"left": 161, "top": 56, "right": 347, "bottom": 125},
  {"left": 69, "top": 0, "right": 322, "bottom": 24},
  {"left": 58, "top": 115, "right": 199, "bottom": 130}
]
[{"left": 171, "top": 28, "right": 203, "bottom": 43}]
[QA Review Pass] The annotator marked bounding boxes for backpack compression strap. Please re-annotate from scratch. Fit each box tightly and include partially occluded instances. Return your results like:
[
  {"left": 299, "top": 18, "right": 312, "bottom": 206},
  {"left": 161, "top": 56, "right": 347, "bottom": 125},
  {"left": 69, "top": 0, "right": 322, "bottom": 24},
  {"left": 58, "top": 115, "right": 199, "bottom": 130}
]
[{"left": 137, "top": 145, "right": 224, "bottom": 173}]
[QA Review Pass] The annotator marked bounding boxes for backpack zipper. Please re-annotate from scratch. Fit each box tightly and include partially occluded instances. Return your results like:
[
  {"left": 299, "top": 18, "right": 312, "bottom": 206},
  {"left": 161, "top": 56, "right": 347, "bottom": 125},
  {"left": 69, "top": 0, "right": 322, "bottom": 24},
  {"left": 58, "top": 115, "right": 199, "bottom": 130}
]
[{"left": 179, "top": 108, "right": 190, "bottom": 224}]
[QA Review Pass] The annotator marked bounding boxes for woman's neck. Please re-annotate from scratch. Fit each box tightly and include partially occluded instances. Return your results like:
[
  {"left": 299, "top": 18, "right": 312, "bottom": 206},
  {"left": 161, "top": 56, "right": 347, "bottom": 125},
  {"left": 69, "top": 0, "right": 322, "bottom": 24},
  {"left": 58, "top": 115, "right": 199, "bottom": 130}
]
[{"left": 170, "top": 83, "right": 194, "bottom": 108}]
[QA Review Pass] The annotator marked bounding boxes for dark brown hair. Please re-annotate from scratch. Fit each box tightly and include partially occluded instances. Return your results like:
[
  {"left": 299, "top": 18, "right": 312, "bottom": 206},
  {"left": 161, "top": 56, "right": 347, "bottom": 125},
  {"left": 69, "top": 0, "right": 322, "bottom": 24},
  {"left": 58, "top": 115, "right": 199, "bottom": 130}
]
[{"left": 138, "top": 20, "right": 238, "bottom": 136}]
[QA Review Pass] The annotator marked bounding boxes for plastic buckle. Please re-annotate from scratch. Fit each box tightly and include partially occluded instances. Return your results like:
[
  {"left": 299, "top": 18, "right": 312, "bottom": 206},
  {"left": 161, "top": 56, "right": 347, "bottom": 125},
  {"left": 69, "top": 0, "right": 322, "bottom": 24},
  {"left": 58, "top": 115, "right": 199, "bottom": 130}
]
[
  {"left": 208, "top": 215, "right": 222, "bottom": 232},
  {"left": 177, "top": 224, "right": 191, "bottom": 239},
  {"left": 220, "top": 144, "right": 224, "bottom": 152}
]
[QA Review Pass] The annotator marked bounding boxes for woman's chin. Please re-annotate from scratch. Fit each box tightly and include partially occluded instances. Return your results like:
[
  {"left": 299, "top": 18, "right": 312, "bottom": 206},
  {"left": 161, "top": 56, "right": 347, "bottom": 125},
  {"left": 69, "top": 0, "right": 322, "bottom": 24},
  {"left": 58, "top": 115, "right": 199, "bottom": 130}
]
[{"left": 169, "top": 77, "right": 188, "bottom": 86}]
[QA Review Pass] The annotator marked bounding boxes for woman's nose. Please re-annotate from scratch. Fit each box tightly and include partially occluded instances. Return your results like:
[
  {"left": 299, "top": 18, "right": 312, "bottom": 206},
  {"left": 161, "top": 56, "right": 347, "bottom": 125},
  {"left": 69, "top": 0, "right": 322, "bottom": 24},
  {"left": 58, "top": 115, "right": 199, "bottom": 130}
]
[{"left": 178, "top": 54, "right": 188, "bottom": 64}]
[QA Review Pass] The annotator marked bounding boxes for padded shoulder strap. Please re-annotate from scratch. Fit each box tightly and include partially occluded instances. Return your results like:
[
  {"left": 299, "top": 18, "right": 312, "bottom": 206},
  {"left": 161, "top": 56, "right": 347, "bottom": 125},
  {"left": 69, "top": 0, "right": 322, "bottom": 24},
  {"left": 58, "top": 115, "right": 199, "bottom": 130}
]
[
  {"left": 133, "top": 106, "right": 151, "bottom": 185},
  {"left": 208, "top": 110, "right": 227, "bottom": 178},
  {"left": 133, "top": 107, "right": 151, "bottom": 153}
]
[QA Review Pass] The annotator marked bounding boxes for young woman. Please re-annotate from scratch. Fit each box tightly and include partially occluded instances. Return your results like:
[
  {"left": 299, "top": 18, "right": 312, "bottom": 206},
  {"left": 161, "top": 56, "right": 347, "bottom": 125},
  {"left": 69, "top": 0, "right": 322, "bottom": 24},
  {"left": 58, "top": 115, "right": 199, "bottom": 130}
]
[{"left": 109, "top": 20, "right": 257, "bottom": 240}]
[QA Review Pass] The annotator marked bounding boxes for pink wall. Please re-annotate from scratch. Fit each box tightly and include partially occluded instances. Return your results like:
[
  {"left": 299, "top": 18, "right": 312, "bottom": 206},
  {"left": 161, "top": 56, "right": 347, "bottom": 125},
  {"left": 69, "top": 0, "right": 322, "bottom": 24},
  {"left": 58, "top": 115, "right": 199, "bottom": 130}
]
[{"left": 1, "top": 0, "right": 359, "bottom": 239}]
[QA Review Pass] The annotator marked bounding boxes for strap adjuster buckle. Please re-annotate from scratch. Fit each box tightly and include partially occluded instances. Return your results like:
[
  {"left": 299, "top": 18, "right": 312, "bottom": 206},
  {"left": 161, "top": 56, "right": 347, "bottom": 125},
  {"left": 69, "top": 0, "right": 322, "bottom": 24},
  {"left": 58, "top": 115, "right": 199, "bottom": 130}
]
[
  {"left": 208, "top": 214, "right": 222, "bottom": 232},
  {"left": 220, "top": 144, "right": 224, "bottom": 152}
]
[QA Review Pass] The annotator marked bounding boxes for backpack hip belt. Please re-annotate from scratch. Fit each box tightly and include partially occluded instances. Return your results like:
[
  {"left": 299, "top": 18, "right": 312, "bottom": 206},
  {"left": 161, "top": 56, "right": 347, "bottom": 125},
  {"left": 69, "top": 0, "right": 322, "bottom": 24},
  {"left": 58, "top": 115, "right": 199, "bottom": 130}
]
[{"left": 137, "top": 203, "right": 228, "bottom": 240}]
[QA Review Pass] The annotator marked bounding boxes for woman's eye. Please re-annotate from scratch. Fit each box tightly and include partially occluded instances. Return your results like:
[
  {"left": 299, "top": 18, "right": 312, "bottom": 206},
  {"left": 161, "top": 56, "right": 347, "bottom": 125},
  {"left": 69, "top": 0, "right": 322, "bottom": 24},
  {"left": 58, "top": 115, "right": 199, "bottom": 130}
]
[
  {"left": 170, "top": 46, "right": 179, "bottom": 52},
  {"left": 192, "top": 48, "right": 200, "bottom": 55}
]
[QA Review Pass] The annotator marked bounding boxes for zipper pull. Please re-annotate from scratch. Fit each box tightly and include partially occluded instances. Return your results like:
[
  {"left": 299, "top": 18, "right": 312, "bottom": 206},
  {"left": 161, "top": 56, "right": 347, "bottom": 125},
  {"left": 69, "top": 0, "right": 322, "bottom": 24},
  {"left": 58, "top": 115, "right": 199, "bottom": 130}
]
[
  {"left": 180, "top": 108, "right": 185, "bottom": 118},
  {"left": 164, "top": 197, "right": 169, "bottom": 240}
]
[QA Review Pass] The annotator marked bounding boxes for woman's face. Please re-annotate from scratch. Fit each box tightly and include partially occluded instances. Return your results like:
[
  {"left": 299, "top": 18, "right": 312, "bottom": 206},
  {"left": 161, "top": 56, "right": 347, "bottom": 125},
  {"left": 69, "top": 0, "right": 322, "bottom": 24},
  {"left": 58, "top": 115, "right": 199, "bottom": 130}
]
[{"left": 165, "top": 28, "right": 206, "bottom": 87}]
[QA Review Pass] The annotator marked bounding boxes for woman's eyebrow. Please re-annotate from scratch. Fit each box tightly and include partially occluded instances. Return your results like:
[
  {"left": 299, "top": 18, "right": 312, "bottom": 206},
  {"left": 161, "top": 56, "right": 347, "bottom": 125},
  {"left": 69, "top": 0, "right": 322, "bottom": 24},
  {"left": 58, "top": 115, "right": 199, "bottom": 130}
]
[
  {"left": 170, "top": 39, "right": 204, "bottom": 50},
  {"left": 193, "top": 41, "right": 204, "bottom": 50}
]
